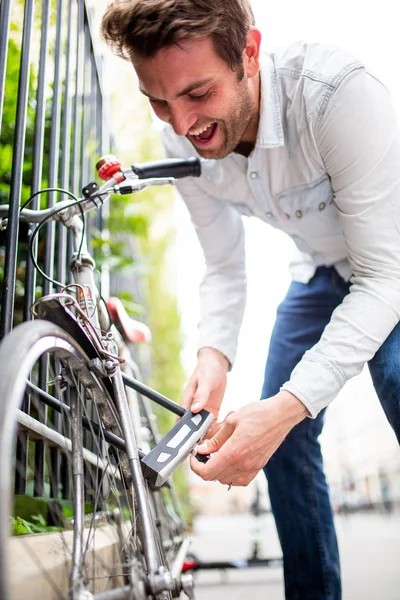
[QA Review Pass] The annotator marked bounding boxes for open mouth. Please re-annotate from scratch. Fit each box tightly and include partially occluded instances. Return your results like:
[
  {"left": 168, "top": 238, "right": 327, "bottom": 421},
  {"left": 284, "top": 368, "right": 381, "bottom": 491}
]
[{"left": 188, "top": 122, "right": 218, "bottom": 146}]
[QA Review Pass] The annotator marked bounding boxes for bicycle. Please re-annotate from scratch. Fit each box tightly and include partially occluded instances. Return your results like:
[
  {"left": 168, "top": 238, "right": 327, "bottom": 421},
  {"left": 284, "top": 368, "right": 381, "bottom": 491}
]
[{"left": 0, "top": 154, "right": 213, "bottom": 600}]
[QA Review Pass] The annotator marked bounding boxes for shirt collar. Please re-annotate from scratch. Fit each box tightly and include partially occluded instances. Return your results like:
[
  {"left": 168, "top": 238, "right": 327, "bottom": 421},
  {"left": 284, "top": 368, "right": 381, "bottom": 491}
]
[{"left": 255, "top": 50, "right": 284, "bottom": 149}]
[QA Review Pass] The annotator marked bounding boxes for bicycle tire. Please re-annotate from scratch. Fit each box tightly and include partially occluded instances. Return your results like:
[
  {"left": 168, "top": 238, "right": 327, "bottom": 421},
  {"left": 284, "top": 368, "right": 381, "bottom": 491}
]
[{"left": 0, "top": 319, "right": 149, "bottom": 600}]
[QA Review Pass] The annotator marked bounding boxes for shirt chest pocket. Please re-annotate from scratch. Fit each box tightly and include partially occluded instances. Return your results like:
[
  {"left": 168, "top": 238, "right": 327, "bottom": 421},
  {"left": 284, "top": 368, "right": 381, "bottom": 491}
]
[{"left": 277, "top": 176, "right": 342, "bottom": 238}]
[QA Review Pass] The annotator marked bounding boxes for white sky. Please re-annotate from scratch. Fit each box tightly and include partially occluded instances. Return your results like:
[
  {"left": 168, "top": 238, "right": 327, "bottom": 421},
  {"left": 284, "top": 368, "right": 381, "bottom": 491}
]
[{"left": 174, "top": 0, "right": 400, "bottom": 419}]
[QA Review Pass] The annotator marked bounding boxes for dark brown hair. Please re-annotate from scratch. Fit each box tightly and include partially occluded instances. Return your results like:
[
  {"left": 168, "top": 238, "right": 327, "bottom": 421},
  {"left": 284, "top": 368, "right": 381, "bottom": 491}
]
[{"left": 101, "top": 0, "right": 255, "bottom": 74}]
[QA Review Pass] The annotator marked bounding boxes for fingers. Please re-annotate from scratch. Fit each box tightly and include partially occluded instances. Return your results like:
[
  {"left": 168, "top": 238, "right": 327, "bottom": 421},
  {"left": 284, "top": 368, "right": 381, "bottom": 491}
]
[
  {"left": 181, "top": 375, "right": 213, "bottom": 413},
  {"left": 191, "top": 378, "right": 213, "bottom": 412},
  {"left": 190, "top": 436, "right": 235, "bottom": 481},
  {"left": 181, "top": 377, "right": 197, "bottom": 410},
  {"left": 191, "top": 416, "right": 238, "bottom": 480},
  {"left": 202, "top": 420, "right": 222, "bottom": 440},
  {"left": 197, "top": 417, "right": 235, "bottom": 454},
  {"left": 191, "top": 410, "right": 266, "bottom": 485}
]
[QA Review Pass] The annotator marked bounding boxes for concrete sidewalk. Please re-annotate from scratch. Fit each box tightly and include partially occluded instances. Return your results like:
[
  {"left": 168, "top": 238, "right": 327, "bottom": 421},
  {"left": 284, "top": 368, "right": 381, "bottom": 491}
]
[{"left": 190, "top": 512, "right": 400, "bottom": 600}]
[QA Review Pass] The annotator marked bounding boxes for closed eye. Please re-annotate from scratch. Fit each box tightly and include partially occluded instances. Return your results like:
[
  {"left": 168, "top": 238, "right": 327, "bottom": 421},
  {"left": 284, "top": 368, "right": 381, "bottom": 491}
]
[
  {"left": 149, "top": 98, "right": 167, "bottom": 105},
  {"left": 188, "top": 90, "right": 211, "bottom": 101}
]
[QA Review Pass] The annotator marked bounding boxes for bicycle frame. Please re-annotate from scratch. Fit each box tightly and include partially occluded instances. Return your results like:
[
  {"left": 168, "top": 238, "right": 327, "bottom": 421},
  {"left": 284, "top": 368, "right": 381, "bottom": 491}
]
[
  {"left": 0, "top": 155, "right": 209, "bottom": 598},
  {"left": 28, "top": 215, "right": 187, "bottom": 595}
]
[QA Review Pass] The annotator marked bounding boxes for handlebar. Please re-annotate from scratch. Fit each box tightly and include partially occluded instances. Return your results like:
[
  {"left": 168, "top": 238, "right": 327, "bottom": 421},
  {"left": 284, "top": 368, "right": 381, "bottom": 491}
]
[
  {"left": 131, "top": 157, "right": 201, "bottom": 180},
  {"left": 96, "top": 155, "right": 201, "bottom": 182},
  {"left": 0, "top": 155, "right": 202, "bottom": 229}
]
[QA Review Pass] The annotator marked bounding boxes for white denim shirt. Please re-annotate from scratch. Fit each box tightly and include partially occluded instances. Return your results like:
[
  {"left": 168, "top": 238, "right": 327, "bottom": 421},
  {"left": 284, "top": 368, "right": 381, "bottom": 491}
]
[{"left": 163, "top": 42, "right": 400, "bottom": 418}]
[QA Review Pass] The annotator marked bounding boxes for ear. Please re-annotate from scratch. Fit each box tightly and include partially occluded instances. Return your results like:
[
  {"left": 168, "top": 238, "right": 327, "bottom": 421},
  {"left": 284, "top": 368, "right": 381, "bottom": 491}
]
[{"left": 244, "top": 27, "right": 262, "bottom": 78}]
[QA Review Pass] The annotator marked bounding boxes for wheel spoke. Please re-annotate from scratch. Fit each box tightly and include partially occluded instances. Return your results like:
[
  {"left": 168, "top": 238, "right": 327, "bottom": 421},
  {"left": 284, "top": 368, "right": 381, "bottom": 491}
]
[{"left": 0, "top": 321, "right": 149, "bottom": 599}]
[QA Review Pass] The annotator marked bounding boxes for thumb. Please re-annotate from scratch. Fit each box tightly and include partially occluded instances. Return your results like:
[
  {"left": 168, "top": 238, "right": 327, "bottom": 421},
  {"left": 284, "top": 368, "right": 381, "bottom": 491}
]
[{"left": 197, "top": 417, "right": 235, "bottom": 454}]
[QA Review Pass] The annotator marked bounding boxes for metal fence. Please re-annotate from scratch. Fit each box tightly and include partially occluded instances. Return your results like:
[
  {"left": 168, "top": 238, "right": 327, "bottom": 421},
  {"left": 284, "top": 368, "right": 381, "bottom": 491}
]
[{"left": 0, "top": 0, "right": 110, "bottom": 501}]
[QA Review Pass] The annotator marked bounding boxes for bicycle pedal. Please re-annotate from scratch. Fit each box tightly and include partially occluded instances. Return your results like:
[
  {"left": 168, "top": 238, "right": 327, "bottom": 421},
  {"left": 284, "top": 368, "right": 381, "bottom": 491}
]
[{"left": 141, "top": 409, "right": 213, "bottom": 487}]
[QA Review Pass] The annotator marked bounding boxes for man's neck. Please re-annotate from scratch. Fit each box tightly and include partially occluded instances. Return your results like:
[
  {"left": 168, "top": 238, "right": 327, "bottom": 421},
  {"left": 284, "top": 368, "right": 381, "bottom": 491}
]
[
  {"left": 233, "top": 141, "right": 255, "bottom": 157},
  {"left": 234, "top": 74, "right": 261, "bottom": 158}
]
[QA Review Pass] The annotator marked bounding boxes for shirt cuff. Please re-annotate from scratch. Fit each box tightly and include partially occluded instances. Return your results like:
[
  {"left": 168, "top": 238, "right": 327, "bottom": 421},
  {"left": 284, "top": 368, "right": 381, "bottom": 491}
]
[
  {"left": 281, "top": 355, "right": 346, "bottom": 418},
  {"left": 198, "top": 333, "right": 237, "bottom": 370}
]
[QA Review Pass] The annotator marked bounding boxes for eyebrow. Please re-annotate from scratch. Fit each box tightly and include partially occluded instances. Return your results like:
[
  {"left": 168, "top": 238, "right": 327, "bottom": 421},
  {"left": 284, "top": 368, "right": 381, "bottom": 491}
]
[{"left": 139, "top": 78, "right": 214, "bottom": 102}]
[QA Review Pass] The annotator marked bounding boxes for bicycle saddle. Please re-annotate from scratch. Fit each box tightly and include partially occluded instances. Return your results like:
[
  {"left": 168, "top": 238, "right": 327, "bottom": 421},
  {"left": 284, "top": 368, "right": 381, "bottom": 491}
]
[{"left": 106, "top": 297, "right": 152, "bottom": 343}]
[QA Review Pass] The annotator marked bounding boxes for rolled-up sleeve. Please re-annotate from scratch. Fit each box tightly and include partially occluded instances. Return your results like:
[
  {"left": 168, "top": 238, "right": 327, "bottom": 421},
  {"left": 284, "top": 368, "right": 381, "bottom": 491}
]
[
  {"left": 282, "top": 70, "right": 400, "bottom": 417},
  {"left": 163, "top": 132, "right": 247, "bottom": 365}
]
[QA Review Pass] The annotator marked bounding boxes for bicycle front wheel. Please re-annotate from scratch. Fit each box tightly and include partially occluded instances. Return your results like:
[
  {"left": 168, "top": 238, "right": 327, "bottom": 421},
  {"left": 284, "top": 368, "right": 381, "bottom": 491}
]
[{"left": 0, "top": 319, "right": 148, "bottom": 600}]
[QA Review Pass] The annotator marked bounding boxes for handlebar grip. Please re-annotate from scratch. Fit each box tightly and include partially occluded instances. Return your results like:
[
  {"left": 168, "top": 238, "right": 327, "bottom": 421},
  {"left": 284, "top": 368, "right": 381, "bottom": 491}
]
[{"left": 131, "top": 157, "right": 201, "bottom": 179}]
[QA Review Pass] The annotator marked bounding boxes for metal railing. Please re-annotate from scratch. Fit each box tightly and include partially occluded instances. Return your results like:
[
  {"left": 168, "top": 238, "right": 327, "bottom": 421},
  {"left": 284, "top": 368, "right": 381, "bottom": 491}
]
[{"left": 0, "top": 0, "right": 110, "bottom": 503}]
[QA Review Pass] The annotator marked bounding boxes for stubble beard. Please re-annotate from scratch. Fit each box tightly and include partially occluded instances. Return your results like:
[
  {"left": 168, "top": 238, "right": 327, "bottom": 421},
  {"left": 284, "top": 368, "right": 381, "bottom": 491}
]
[{"left": 188, "top": 82, "right": 256, "bottom": 160}]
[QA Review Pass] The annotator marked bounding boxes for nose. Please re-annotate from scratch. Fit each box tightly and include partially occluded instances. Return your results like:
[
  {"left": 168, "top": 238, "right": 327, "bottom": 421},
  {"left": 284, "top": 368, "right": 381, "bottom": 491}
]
[{"left": 168, "top": 103, "right": 197, "bottom": 137}]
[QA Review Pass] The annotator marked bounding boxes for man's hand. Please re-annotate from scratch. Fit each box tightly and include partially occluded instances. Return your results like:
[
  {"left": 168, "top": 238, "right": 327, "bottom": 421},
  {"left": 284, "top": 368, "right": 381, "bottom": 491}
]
[
  {"left": 190, "top": 391, "right": 309, "bottom": 486},
  {"left": 181, "top": 347, "right": 229, "bottom": 435}
]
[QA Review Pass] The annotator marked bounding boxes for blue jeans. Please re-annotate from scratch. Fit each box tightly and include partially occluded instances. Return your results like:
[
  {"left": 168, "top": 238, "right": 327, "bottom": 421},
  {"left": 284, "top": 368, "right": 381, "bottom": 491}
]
[{"left": 261, "top": 266, "right": 400, "bottom": 600}]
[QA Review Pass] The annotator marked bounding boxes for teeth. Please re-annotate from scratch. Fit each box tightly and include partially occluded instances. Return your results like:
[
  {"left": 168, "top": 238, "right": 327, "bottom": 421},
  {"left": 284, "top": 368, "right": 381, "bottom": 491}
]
[{"left": 190, "top": 123, "right": 214, "bottom": 137}]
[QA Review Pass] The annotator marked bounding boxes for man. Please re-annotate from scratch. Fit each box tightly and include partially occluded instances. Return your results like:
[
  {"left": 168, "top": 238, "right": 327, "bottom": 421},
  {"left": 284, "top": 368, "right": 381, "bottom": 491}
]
[{"left": 102, "top": 1, "right": 400, "bottom": 598}]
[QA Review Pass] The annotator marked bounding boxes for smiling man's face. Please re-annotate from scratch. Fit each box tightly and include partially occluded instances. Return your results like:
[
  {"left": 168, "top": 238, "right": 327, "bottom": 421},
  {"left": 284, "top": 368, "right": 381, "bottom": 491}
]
[{"left": 134, "top": 33, "right": 261, "bottom": 159}]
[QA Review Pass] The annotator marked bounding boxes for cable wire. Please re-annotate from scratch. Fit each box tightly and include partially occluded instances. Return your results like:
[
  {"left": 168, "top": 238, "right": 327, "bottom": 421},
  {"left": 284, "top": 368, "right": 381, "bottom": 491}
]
[
  {"left": 20, "top": 187, "right": 79, "bottom": 212},
  {"left": 29, "top": 196, "right": 88, "bottom": 289},
  {"left": 23, "top": 186, "right": 113, "bottom": 288}
]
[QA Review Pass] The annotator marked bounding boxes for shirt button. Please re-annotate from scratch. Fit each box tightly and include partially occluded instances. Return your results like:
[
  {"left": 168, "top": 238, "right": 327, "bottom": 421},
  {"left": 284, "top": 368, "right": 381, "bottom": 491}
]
[
  {"left": 319, "top": 202, "right": 326, "bottom": 211},
  {"left": 249, "top": 171, "right": 258, "bottom": 179},
  {"left": 295, "top": 210, "right": 303, "bottom": 219},
  {"left": 266, "top": 212, "right": 273, "bottom": 219}
]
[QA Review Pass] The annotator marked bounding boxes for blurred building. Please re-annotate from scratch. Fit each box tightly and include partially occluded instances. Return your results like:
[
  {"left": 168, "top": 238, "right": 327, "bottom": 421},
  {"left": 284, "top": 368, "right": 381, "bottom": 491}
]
[{"left": 321, "top": 369, "right": 400, "bottom": 513}]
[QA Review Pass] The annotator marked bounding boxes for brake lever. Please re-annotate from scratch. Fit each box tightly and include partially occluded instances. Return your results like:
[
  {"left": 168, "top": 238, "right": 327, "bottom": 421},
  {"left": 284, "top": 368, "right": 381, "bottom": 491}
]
[{"left": 112, "top": 177, "right": 176, "bottom": 195}]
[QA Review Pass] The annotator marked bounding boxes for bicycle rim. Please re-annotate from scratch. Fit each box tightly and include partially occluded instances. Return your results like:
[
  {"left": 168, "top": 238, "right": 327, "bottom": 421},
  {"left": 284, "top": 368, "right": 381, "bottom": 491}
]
[{"left": 0, "top": 320, "right": 148, "bottom": 600}]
